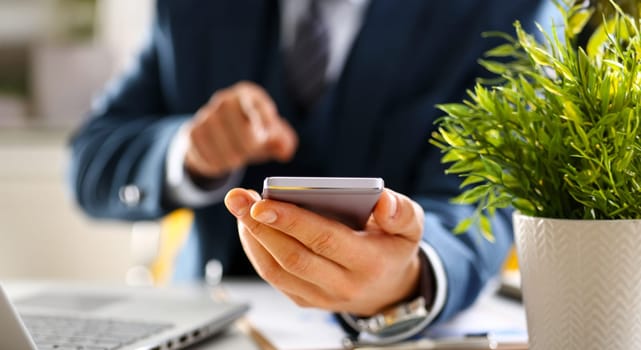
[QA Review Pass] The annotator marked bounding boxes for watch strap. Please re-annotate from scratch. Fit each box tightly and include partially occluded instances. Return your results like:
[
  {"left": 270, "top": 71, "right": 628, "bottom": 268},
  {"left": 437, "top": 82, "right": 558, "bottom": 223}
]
[{"left": 339, "top": 241, "right": 448, "bottom": 345}]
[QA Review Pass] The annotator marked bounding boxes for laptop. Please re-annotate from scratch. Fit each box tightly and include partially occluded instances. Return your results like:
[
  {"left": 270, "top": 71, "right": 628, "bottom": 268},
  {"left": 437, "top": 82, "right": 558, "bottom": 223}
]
[{"left": 0, "top": 282, "right": 249, "bottom": 350}]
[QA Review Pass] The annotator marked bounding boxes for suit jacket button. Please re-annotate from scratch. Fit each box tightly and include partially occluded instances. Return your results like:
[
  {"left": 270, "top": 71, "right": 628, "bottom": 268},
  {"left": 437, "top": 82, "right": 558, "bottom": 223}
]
[{"left": 119, "top": 185, "right": 143, "bottom": 206}]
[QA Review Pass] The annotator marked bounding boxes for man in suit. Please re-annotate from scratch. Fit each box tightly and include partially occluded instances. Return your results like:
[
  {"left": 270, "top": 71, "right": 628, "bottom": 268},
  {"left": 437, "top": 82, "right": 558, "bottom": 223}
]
[{"left": 70, "top": 0, "right": 548, "bottom": 342}]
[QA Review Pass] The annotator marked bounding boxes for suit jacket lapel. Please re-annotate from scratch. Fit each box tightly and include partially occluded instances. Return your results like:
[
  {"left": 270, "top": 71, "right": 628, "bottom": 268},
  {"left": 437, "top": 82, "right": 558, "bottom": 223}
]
[{"left": 327, "top": 0, "right": 430, "bottom": 176}]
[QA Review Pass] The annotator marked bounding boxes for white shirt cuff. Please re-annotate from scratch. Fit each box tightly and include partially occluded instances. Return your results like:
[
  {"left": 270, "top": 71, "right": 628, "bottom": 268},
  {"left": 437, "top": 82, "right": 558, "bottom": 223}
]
[
  {"left": 418, "top": 240, "right": 447, "bottom": 323},
  {"left": 339, "top": 241, "right": 448, "bottom": 345},
  {"left": 164, "top": 122, "right": 244, "bottom": 207}
]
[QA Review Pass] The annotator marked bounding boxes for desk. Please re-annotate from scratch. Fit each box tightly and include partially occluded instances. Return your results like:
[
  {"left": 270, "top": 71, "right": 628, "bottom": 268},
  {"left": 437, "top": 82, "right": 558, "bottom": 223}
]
[
  {"left": 186, "top": 326, "right": 261, "bottom": 350},
  {"left": 2, "top": 279, "right": 526, "bottom": 350},
  {"left": 193, "top": 278, "right": 527, "bottom": 350}
]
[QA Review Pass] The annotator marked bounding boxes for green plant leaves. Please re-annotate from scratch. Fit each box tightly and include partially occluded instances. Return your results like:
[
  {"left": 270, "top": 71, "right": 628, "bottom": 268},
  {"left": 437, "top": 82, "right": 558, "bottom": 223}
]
[
  {"left": 568, "top": 6, "right": 596, "bottom": 37},
  {"left": 431, "top": 0, "right": 641, "bottom": 240}
]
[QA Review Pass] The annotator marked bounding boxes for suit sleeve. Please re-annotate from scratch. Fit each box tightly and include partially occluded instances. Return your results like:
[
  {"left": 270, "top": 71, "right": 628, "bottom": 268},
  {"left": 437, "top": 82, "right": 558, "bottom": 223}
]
[
  {"left": 416, "top": 198, "right": 513, "bottom": 325},
  {"left": 68, "top": 1, "right": 189, "bottom": 221}
]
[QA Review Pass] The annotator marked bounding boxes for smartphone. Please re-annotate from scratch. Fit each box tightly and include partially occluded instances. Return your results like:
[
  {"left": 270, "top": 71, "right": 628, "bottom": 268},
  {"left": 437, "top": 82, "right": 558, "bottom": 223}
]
[{"left": 262, "top": 177, "right": 384, "bottom": 230}]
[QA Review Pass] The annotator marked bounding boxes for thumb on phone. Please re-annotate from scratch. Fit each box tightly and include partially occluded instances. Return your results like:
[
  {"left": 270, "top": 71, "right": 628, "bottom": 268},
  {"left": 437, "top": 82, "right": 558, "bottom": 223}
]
[{"left": 372, "top": 189, "right": 424, "bottom": 241}]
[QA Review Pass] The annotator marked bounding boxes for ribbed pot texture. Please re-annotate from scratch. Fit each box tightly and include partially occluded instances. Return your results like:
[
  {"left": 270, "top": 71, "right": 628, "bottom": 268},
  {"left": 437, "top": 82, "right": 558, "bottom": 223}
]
[{"left": 513, "top": 213, "right": 641, "bottom": 350}]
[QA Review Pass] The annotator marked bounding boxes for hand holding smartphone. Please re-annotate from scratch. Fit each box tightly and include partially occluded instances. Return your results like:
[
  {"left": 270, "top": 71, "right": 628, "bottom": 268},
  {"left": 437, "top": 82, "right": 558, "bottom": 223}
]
[{"left": 262, "top": 177, "right": 384, "bottom": 230}]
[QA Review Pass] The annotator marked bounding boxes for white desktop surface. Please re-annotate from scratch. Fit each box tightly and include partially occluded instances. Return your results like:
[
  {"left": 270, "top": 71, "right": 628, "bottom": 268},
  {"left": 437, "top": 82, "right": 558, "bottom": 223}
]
[
  {"left": 208, "top": 278, "right": 527, "bottom": 350},
  {"left": 223, "top": 279, "right": 347, "bottom": 350}
]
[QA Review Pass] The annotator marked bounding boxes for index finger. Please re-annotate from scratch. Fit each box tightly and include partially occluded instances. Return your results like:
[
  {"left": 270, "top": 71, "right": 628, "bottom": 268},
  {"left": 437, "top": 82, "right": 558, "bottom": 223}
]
[
  {"left": 238, "top": 92, "right": 267, "bottom": 143},
  {"left": 235, "top": 82, "right": 279, "bottom": 122},
  {"left": 249, "top": 199, "right": 361, "bottom": 268},
  {"left": 237, "top": 84, "right": 281, "bottom": 143}
]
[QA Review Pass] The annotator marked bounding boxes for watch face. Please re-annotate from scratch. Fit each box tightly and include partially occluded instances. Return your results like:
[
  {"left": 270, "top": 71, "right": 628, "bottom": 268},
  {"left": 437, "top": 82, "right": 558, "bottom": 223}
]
[{"left": 357, "top": 296, "right": 428, "bottom": 336}]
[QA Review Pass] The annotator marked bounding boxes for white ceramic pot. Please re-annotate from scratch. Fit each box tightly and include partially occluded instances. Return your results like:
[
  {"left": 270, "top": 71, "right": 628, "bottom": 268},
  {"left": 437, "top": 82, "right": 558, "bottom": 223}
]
[{"left": 513, "top": 213, "right": 641, "bottom": 350}]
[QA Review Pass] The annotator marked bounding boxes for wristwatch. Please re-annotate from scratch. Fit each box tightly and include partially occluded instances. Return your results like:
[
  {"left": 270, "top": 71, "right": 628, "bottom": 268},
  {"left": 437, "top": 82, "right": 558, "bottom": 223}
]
[
  {"left": 340, "top": 296, "right": 432, "bottom": 348},
  {"left": 341, "top": 242, "right": 448, "bottom": 347},
  {"left": 357, "top": 296, "right": 429, "bottom": 336}
]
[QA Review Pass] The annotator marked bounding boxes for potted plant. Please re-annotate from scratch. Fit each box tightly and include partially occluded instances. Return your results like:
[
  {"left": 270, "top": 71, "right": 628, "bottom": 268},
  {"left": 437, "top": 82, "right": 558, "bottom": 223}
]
[{"left": 431, "top": 1, "right": 641, "bottom": 349}]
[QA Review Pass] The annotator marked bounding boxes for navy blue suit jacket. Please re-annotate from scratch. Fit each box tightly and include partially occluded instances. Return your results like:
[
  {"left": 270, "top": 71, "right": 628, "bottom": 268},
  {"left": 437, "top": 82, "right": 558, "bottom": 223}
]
[{"left": 70, "top": 0, "right": 544, "bottom": 324}]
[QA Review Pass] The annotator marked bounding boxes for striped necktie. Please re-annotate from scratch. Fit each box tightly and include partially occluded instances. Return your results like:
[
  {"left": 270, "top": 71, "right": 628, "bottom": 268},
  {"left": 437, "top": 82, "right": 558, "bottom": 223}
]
[{"left": 285, "top": 0, "right": 330, "bottom": 111}]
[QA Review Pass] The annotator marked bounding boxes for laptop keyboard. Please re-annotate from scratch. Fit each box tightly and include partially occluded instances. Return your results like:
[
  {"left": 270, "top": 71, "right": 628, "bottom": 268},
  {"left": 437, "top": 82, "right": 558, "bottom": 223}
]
[{"left": 21, "top": 314, "right": 173, "bottom": 350}]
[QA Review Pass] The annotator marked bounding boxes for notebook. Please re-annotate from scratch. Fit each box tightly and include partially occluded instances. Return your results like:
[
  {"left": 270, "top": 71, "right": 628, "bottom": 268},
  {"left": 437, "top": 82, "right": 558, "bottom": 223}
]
[{"left": 0, "top": 282, "right": 249, "bottom": 350}]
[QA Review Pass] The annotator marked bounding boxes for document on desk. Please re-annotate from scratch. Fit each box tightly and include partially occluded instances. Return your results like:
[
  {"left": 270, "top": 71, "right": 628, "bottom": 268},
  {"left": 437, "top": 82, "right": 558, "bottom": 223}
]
[
  {"left": 224, "top": 280, "right": 527, "bottom": 350},
  {"left": 419, "top": 288, "right": 528, "bottom": 350},
  {"left": 225, "top": 280, "right": 346, "bottom": 349}
]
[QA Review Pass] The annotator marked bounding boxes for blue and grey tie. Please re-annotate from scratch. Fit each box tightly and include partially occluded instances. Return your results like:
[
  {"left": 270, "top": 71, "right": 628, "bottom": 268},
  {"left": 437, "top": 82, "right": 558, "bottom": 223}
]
[{"left": 285, "top": 0, "right": 330, "bottom": 111}]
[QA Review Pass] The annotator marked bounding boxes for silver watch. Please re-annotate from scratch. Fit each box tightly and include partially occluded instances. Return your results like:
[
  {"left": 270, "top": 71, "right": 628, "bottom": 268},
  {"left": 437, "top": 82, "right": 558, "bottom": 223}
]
[{"left": 356, "top": 296, "right": 428, "bottom": 336}]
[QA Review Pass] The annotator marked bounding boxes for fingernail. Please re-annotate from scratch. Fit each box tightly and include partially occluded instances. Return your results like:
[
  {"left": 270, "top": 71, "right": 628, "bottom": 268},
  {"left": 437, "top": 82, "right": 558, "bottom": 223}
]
[
  {"left": 388, "top": 192, "right": 398, "bottom": 219},
  {"left": 253, "top": 209, "right": 277, "bottom": 224},
  {"left": 248, "top": 191, "right": 263, "bottom": 202},
  {"left": 227, "top": 196, "right": 249, "bottom": 216}
]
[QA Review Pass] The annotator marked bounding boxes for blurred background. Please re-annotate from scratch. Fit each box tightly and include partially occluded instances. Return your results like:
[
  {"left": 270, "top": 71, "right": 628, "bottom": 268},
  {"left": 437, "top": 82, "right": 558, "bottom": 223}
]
[{"left": 0, "top": 0, "right": 167, "bottom": 284}]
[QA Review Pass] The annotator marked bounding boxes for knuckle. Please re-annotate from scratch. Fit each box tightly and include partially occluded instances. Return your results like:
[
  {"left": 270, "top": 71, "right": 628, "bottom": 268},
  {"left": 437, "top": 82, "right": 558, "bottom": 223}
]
[
  {"left": 197, "top": 111, "right": 220, "bottom": 131},
  {"left": 217, "top": 97, "right": 235, "bottom": 112},
  {"left": 235, "top": 80, "right": 253, "bottom": 89},
  {"left": 245, "top": 219, "right": 262, "bottom": 233},
  {"left": 412, "top": 202, "right": 425, "bottom": 220},
  {"left": 282, "top": 251, "right": 310, "bottom": 275},
  {"left": 396, "top": 199, "right": 423, "bottom": 231},
  {"left": 281, "top": 216, "right": 299, "bottom": 234},
  {"left": 257, "top": 262, "right": 281, "bottom": 284},
  {"left": 237, "top": 81, "right": 263, "bottom": 95},
  {"left": 406, "top": 202, "right": 425, "bottom": 234},
  {"left": 244, "top": 132, "right": 263, "bottom": 150},
  {"left": 308, "top": 230, "right": 337, "bottom": 257}
]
